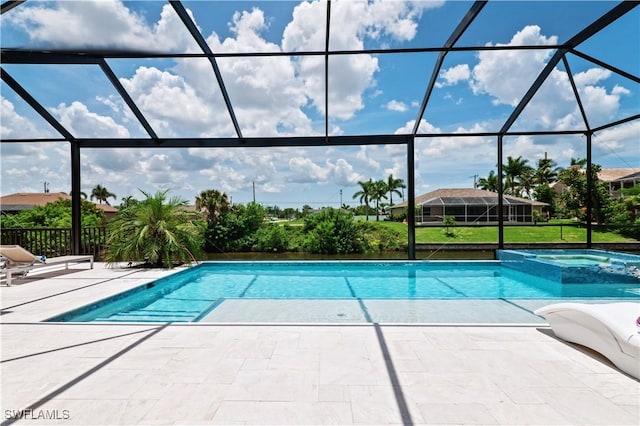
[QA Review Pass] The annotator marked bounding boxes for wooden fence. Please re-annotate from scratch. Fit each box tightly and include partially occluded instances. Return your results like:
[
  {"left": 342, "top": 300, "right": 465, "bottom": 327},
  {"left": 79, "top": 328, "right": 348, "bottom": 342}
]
[{"left": 0, "top": 227, "right": 108, "bottom": 259}]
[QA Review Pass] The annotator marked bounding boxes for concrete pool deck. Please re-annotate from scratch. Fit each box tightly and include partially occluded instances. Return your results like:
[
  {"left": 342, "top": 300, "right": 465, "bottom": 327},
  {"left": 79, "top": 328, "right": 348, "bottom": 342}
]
[{"left": 1, "top": 263, "right": 638, "bottom": 425}]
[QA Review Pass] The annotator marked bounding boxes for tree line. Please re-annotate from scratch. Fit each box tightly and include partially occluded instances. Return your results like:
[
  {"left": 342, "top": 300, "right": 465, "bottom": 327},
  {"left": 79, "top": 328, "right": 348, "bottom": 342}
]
[
  {"left": 351, "top": 174, "right": 406, "bottom": 221},
  {"left": 477, "top": 155, "right": 639, "bottom": 230}
]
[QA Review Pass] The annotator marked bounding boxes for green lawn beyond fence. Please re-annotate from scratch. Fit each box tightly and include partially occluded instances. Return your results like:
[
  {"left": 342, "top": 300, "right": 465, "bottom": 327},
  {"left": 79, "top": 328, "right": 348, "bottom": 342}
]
[{"left": 0, "top": 223, "right": 637, "bottom": 260}]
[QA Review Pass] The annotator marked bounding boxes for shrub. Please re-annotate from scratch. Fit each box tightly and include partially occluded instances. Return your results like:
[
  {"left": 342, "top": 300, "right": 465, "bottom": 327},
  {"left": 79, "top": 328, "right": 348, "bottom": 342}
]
[
  {"left": 302, "top": 209, "right": 368, "bottom": 254},
  {"left": 442, "top": 215, "right": 456, "bottom": 237},
  {"left": 252, "top": 225, "right": 290, "bottom": 252},
  {"left": 205, "top": 202, "right": 265, "bottom": 252},
  {"left": 105, "top": 190, "right": 204, "bottom": 268},
  {"left": 361, "top": 222, "right": 403, "bottom": 251},
  {"left": 0, "top": 198, "right": 105, "bottom": 228}
]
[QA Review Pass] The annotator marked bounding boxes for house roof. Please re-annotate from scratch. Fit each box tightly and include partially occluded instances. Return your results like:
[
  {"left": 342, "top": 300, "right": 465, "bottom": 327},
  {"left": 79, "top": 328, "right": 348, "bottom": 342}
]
[
  {"left": 0, "top": 192, "right": 118, "bottom": 213},
  {"left": 597, "top": 168, "right": 640, "bottom": 183},
  {"left": 392, "top": 188, "right": 547, "bottom": 208},
  {"left": 0, "top": 192, "right": 71, "bottom": 208}
]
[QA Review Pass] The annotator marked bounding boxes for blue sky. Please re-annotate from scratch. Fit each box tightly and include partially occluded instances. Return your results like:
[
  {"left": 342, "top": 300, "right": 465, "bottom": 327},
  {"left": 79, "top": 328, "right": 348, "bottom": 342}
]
[{"left": 1, "top": 1, "right": 638, "bottom": 209}]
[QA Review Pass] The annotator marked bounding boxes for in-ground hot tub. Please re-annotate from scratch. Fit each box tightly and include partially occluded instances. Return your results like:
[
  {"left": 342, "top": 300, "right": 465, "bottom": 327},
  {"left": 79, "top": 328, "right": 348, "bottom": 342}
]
[{"left": 497, "top": 249, "right": 640, "bottom": 284}]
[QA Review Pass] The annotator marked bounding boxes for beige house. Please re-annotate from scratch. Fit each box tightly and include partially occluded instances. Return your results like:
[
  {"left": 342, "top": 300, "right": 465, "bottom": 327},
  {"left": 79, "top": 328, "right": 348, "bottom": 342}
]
[
  {"left": 0, "top": 192, "right": 118, "bottom": 220},
  {"left": 389, "top": 188, "right": 548, "bottom": 224},
  {"left": 598, "top": 168, "right": 640, "bottom": 198},
  {"left": 550, "top": 168, "right": 640, "bottom": 199}
]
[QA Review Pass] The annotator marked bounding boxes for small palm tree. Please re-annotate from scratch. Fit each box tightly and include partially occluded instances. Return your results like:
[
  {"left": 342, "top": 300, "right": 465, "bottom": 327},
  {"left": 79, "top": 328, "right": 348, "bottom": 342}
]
[
  {"left": 195, "top": 189, "right": 231, "bottom": 225},
  {"left": 370, "top": 180, "right": 388, "bottom": 222},
  {"left": 478, "top": 171, "right": 499, "bottom": 192},
  {"left": 570, "top": 157, "right": 587, "bottom": 169},
  {"left": 105, "top": 190, "right": 204, "bottom": 268},
  {"left": 90, "top": 184, "right": 116, "bottom": 205},
  {"left": 352, "top": 179, "right": 374, "bottom": 220},
  {"left": 385, "top": 174, "right": 406, "bottom": 206}
]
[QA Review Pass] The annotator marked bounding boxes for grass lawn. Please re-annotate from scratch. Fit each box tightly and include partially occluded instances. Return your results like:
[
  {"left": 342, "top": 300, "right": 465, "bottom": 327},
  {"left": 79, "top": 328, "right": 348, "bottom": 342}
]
[{"left": 372, "top": 220, "right": 638, "bottom": 244}]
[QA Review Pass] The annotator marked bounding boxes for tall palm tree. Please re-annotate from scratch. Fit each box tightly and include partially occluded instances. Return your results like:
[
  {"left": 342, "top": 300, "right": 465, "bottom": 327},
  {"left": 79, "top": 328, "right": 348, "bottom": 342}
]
[
  {"left": 370, "top": 179, "right": 388, "bottom": 221},
  {"left": 385, "top": 174, "right": 406, "bottom": 206},
  {"left": 195, "top": 189, "right": 231, "bottom": 225},
  {"left": 105, "top": 190, "right": 203, "bottom": 268},
  {"left": 533, "top": 157, "right": 560, "bottom": 185},
  {"left": 352, "top": 179, "right": 374, "bottom": 220},
  {"left": 90, "top": 184, "right": 116, "bottom": 205},
  {"left": 478, "top": 170, "right": 499, "bottom": 192},
  {"left": 503, "top": 156, "right": 533, "bottom": 197}
]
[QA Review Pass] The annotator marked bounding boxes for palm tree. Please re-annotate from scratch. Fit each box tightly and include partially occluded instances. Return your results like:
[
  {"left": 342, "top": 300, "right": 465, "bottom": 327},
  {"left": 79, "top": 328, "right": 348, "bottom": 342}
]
[
  {"left": 352, "top": 179, "right": 374, "bottom": 220},
  {"left": 385, "top": 174, "right": 406, "bottom": 206},
  {"left": 90, "top": 184, "right": 116, "bottom": 205},
  {"left": 195, "top": 189, "right": 231, "bottom": 225},
  {"left": 570, "top": 157, "right": 587, "bottom": 169},
  {"left": 119, "top": 195, "right": 138, "bottom": 209},
  {"left": 533, "top": 156, "right": 560, "bottom": 185},
  {"left": 503, "top": 156, "right": 533, "bottom": 197},
  {"left": 70, "top": 190, "right": 88, "bottom": 199},
  {"left": 370, "top": 179, "right": 388, "bottom": 221},
  {"left": 105, "top": 190, "right": 204, "bottom": 268},
  {"left": 477, "top": 170, "right": 499, "bottom": 192}
]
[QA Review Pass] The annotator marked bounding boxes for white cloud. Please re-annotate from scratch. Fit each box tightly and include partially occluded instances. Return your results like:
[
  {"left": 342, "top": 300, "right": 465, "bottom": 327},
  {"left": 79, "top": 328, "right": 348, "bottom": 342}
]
[
  {"left": 593, "top": 121, "right": 640, "bottom": 164},
  {"left": 464, "top": 25, "right": 631, "bottom": 132},
  {"left": 52, "top": 101, "right": 130, "bottom": 138},
  {"left": 1, "top": 97, "right": 55, "bottom": 139},
  {"left": 6, "top": 2, "right": 198, "bottom": 51},
  {"left": 436, "top": 64, "right": 470, "bottom": 88},
  {"left": 470, "top": 25, "right": 557, "bottom": 107},
  {"left": 282, "top": 0, "right": 432, "bottom": 121},
  {"left": 612, "top": 85, "right": 631, "bottom": 96},
  {"left": 395, "top": 119, "right": 440, "bottom": 134},
  {"left": 573, "top": 68, "right": 611, "bottom": 86},
  {"left": 287, "top": 156, "right": 331, "bottom": 183},
  {"left": 385, "top": 100, "right": 408, "bottom": 112},
  {"left": 356, "top": 146, "right": 381, "bottom": 171},
  {"left": 200, "top": 164, "right": 248, "bottom": 194},
  {"left": 120, "top": 65, "right": 232, "bottom": 137},
  {"left": 332, "top": 158, "right": 364, "bottom": 186}
]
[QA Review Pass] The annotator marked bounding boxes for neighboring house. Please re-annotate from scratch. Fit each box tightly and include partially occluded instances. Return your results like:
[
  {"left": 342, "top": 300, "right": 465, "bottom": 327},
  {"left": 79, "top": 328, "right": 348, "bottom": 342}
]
[
  {"left": 389, "top": 188, "right": 548, "bottom": 224},
  {"left": 550, "top": 168, "right": 640, "bottom": 199},
  {"left": 597, "top": 168, "right": 640, "bottom": 198},
  {"left": 0, "top": 192, "right": 118, "bottom": 220}
]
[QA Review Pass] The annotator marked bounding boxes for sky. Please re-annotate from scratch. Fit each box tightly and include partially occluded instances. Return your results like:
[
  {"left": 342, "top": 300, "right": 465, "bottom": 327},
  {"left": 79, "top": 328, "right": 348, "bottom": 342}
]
[{"left": 1, "top": 0, "right": 639, "bottom": 209}]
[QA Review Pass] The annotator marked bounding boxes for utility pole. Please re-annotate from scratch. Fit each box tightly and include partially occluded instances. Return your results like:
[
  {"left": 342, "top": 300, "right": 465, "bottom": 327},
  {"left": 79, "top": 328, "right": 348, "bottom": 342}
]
[
  {"left": 252, "top": 181, "right": 256, "bottom": 203},
  {"left": 470, "top": 174, "right": 478, "bottom": 189},
  {"left": 339, "top": 189, "right": 343, "bottom": 208}
]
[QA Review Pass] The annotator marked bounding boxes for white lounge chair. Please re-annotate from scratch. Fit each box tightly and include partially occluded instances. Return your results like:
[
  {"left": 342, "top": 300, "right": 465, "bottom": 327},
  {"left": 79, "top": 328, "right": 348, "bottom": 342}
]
[
  {"left": 0, "top": 245, "right": 94, "bottom": 286},
  {"left": 535, "top": 302, "right": 640, "bottom": 379}
]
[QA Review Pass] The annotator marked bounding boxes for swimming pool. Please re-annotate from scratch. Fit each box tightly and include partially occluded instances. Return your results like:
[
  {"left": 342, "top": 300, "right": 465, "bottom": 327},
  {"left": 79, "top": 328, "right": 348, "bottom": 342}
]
[
  {"left": 48, "top": 260, "right": 640, "bottom": 324},
  {"left": 498, "top": 249, "right": 640, "bottom": 283}
]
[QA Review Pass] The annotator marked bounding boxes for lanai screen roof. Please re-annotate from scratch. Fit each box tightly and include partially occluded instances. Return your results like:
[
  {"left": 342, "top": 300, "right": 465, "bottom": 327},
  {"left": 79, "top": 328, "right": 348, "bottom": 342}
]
[
  {"left": 422, "top": 196, "right": 545, "bottom": 206},
  {"left": 1, "top": 1, "right": 638, "bottom": 255},
  {"left": 1, "top": 1, "right": 638, "bottom": 147}
]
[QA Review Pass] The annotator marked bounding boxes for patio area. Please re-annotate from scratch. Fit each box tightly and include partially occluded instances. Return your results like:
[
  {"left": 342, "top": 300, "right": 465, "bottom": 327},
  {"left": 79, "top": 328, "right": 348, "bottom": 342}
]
[{"left": 1, "top": 264, "right": 638, "bottom": 425}]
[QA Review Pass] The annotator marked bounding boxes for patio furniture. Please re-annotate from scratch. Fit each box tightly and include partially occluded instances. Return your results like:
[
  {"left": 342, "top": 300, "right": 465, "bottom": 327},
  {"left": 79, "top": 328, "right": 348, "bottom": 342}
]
[
  {"left": 535, "top": 302, "right": 640, "bottom": 379},
  {"left": 0, "top": 245, "right": 93, "bottom": 286}
]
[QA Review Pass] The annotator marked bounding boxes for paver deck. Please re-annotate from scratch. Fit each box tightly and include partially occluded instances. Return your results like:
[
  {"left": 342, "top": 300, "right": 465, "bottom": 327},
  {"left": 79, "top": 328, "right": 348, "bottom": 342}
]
[{"left": 1, "top": 264, "right": 638, "bottom": 425}]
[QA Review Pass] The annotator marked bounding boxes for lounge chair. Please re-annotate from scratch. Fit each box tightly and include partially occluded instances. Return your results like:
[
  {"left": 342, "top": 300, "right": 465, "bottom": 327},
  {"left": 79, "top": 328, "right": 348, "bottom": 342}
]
[
  {"left": 534, "top": 302, "right": 640, "bottom": 379},
  {"left": 0, "top": 245, "right": 94, "bottom": 286}
]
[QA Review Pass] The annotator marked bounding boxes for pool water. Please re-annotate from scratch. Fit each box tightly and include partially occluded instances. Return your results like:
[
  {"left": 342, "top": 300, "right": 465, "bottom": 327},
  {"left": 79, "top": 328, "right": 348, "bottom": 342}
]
[
  {"left": 536, "top": 255, "right": 610, "bottom": 266},
  {"left": 49, "top": 260, "right": 640, "bottom": 323},
  {"left": 498, "top": 249, "right": 640, "bottom": 283}
]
